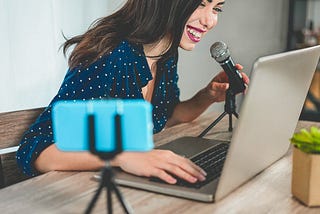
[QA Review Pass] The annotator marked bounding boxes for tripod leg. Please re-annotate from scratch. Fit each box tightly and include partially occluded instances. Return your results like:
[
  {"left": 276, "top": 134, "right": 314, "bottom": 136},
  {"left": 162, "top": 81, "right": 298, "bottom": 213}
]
[
  {"left": 105, "top": 165, "right": 113, "bottom": 214},
  {"left": 228, "top": 113, "right": 233, "bottom": 132},
  {"left": 85, "top": 171, "right": 106, "bottom": 214},
  {"left": 233, "top": 112, "right": 239, "bottom": 118},
  {"left": 104, "top": 164, "right": 132, "bottom": 214},
  {"left": 112, "top": 183, "right": 133, "bottom": 214},
  {"left": 198, "top": 111, "right": 228, "bottom": 137},
  {"left": 107, "top": 184, "right": 113, "bottom": 214}
]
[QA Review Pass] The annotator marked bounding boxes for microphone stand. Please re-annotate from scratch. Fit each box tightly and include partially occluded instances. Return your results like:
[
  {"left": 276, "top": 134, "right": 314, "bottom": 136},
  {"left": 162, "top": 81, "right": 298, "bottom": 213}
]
[
  {"left": 85, "top": 104, "right": 132, "bottom": 214},
  {"left": 198, "top": 88, "right": 238, "bottom": 138}
]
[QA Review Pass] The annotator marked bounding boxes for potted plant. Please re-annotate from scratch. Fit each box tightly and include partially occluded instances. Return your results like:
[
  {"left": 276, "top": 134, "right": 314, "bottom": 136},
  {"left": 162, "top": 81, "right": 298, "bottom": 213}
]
[{"left": 290, "top": 126, "right": 320, "bottom": 206}]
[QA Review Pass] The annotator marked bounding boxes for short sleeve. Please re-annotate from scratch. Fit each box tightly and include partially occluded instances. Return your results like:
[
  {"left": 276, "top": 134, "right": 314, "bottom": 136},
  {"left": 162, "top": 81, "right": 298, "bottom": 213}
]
[{"left": 16, "top": 40, "right": 153, "bottom": 176}]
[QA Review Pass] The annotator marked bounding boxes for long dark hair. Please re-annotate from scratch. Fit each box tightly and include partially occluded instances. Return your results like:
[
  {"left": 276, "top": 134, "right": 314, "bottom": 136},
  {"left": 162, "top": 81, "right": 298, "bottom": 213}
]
[{"left": 63, "top": 0, "right": 202, "bottom": 69}]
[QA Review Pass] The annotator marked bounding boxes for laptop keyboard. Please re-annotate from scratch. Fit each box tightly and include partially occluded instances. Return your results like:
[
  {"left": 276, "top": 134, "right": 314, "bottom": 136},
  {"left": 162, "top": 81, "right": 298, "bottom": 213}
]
[{"left": 150, "top": 143, "right": 229, "bottom": 189}]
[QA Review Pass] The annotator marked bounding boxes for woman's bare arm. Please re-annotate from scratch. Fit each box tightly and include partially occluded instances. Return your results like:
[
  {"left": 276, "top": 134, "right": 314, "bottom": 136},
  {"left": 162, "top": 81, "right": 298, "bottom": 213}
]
[{"left": 34, "top": 144, "right": 206, "bottom": 184}]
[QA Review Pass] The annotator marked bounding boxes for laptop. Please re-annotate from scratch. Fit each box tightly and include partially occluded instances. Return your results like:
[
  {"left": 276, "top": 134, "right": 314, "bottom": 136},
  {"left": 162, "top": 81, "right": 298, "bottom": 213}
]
[{"left": 113, "top": 45, "right": 320, "bottom": 202}]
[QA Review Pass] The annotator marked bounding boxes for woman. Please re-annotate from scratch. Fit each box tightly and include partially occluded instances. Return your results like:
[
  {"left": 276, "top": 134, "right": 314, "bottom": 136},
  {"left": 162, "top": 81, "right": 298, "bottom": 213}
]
[{"left": 17, "top": 0, "right": 249, "bottom": 184}]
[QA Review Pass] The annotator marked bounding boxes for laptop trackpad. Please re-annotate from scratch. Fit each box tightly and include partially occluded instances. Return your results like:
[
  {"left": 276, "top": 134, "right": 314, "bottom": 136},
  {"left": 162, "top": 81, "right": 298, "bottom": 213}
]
[{"left": 156, "top": 136, "right": 228, "bottom": 159}]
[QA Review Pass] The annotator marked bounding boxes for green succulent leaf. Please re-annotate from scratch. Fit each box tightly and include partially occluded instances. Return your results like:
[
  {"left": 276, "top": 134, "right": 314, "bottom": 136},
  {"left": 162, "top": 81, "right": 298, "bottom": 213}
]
[
  {"left": 310, "top": 126, "right": 320, "bottom": 139},
  {"left": 290, "top": 126, "right": 320, "bottom": 154}
]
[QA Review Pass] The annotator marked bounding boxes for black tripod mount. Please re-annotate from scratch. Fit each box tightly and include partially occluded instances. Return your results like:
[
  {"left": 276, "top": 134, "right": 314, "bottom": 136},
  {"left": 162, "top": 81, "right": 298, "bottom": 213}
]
[
  {"left": 198, "top": 88, "right": 239, "bottom": 138},
  {"left": 85, "top": 108, "right": 132, "bottom": 214}
]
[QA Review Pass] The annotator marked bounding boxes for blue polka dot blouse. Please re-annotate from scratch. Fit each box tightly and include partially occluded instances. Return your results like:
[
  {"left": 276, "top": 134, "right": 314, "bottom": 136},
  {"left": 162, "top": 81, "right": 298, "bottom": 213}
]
[{"left": 16, "top": 40, "right": 181, "bottom": 176}]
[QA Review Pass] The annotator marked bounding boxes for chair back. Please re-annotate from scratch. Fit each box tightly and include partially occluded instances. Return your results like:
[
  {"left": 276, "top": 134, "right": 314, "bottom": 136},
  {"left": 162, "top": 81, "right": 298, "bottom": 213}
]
[{"left": 0, "top": 107, "right": 44, "bottom": 188}]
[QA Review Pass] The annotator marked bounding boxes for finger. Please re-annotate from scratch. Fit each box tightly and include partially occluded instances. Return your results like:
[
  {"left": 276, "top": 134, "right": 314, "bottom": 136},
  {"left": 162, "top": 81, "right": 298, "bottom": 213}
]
[
  {"left": 176, "top": 159, "right": 207, "bottom": 181},
  {"left": 241, "top": 72, "right": 250, "bottom": 85},
  {"left": 151, "top": 168, "right": 177, "bottom": 184},
  {"left": 213, "top": 71, "right": 228, "bottom": 82},
  {"left": 235, "top": 64, "right": 243, "bottom": 70},
  {"left": 167, "top": 155, "right": 206, "bottom": 182},
  {"left": 210, "top": 82, "right": 229, "bottom": 91},
  {"left": 165, "top": 163, "right": 199, "bottom": 183},
  {"left": 155, "top": 150, "right": 206, "bottom": 183}
]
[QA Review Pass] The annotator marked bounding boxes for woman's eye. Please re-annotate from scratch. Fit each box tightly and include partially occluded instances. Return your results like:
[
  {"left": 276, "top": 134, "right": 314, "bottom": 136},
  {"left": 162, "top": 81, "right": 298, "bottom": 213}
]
[
  {"left": 213, "top": 7, "right": 223, "bottom": 13},
  {"left": 199, "top": 1, "right": 224, "bottom": 13}
]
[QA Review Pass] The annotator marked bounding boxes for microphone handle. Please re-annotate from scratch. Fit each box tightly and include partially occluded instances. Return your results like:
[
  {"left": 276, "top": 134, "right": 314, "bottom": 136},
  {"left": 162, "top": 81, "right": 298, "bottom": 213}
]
[{"left": 220, "top": 58, "right": 246, "bottom": 94}]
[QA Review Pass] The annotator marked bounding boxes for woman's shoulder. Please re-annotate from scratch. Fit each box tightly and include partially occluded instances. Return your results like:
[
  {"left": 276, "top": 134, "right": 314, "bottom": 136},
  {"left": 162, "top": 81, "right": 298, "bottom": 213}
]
[
  {"left": 101, "top": 40, "right": 148, "bottom": 71},
  {"left": 108, "top": 40, "right": 144, "bottom": 58},
  {"left": 68, "top": 40, "right": 145, "bottom": 74}
]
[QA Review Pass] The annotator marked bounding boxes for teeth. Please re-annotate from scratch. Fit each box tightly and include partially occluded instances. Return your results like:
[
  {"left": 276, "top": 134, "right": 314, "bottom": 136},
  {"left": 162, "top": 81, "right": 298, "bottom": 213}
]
[{"left": 187, "top": 28, "right": 201, "bottom": 39}]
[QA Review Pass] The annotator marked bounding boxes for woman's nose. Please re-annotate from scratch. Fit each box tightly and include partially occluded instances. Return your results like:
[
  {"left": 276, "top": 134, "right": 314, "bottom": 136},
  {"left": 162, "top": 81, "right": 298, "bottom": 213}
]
[{"left": 200, "top": 11, "right": 217, "bottom": 30}]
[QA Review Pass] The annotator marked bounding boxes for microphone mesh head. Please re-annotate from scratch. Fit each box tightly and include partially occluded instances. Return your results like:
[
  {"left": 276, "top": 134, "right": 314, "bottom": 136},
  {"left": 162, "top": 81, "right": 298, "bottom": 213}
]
[{"left": 210, "top": 41, "right": 230, "bottom": 62}]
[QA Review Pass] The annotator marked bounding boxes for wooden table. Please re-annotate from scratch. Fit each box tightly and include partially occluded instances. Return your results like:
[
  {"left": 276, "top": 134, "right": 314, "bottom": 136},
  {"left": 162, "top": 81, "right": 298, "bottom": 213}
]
[{"left": 0, "top": 112, "right": 319, "bottom": 213}]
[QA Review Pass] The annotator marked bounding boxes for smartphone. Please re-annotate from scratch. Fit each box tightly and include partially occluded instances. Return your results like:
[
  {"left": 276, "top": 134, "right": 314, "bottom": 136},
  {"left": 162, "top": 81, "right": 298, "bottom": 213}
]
[{"left": 52, "top": 99, "right": 154, "bottom": 152}]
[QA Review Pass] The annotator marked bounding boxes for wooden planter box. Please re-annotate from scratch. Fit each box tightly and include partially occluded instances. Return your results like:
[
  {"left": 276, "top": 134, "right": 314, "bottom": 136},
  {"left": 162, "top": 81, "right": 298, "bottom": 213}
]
[{"left": 292, "top": 147, "right": 320, "bottom": 206}]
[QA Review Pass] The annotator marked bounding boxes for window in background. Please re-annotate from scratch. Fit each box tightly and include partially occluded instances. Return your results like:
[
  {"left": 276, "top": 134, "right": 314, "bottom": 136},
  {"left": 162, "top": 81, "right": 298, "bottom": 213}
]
[
  {"left": 287, "top": 0, "right": 320, "bottom": 122},
  {"left": 0, "top": 0, "right": 125, "bottom": 113}
]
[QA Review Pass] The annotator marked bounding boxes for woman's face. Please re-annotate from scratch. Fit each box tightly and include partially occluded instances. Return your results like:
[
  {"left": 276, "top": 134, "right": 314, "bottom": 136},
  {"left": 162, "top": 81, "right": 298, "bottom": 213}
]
[{"left": 180, "top": 0, "right": 225, "bottom": 51}]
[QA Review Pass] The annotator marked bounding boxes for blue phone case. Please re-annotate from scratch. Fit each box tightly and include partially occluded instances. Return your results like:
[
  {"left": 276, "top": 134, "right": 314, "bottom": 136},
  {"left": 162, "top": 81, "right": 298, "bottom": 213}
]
[{"left": 52, "top": 100, "right": 154, "bottom": 152}]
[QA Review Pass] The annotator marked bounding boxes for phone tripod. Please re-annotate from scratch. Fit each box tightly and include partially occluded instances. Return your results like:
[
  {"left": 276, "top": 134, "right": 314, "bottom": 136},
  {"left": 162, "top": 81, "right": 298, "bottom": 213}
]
[
  {"left": 85, "top": 161, "right": 132, "bottom": 214},
  {"left": 198, "top": 88, "right": 239, "bottom": 138},
  {"left": 85, "top": 111, "right": 132, "bottom": 214}
]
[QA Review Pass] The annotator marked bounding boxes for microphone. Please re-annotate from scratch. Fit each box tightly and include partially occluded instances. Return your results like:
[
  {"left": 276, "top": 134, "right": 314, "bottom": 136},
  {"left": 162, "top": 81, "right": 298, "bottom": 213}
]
[{"left": 210, "top": 41, "right": 246, "bottom": 94}]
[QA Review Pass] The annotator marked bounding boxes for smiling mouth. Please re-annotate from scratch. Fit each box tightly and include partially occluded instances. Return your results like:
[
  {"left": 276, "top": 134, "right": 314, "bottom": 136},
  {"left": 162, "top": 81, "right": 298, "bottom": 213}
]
[{"left": 186, "top": 25, "right": 204, "bottom": 42}]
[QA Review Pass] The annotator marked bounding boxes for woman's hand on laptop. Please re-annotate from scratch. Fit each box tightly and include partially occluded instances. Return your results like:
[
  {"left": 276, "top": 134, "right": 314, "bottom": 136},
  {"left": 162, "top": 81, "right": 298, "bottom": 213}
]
[{"left": 112, "top": 150, "right": 207, "bottom": 184}]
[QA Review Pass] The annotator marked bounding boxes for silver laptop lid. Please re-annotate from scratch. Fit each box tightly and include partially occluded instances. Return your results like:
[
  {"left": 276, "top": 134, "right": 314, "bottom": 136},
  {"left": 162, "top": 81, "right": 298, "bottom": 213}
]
[{"left": 215, "top": 45, "right": 320, "bottom": 201}]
